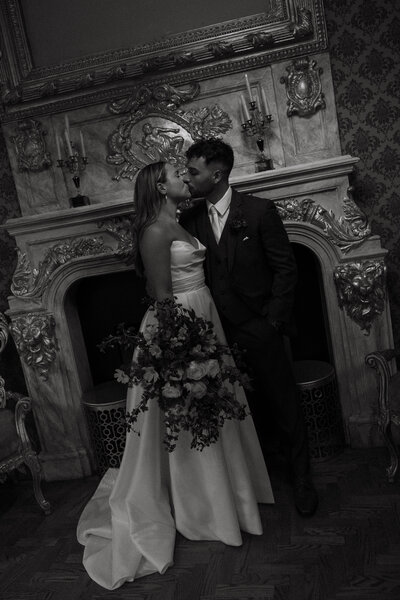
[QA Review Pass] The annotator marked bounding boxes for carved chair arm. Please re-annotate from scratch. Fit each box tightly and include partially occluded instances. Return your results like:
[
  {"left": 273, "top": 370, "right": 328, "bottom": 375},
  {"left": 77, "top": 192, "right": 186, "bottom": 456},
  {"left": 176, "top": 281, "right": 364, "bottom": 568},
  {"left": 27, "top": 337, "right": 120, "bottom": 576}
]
[
  {"left": 0, "top": 312, "right": 8, "bottom": 355},
  {"left": 365, "top": 349, "right": 400, "bottom": 427},
  {"left": 12, "top": 393, "right": 35, "bottom": 455},
  {"left": 0, "top": 312, "right": 10, "bottom": 409}
]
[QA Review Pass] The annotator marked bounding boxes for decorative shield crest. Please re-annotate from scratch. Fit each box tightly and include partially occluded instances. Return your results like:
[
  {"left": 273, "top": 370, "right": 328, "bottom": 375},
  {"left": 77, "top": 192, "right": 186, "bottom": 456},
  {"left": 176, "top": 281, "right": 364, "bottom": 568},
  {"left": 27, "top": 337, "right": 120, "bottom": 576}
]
[
  {"left": 10, "top": 118, "right": 52, "bottom": 172},
  {"left": 280, "top": 56, "right": 325, "bottom": 118}
]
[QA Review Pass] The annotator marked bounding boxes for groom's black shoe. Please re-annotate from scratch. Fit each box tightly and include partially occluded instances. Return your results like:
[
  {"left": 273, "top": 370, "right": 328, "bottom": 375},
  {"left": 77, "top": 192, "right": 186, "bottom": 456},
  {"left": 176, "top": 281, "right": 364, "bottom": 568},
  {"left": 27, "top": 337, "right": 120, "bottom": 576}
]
[{"left": 293, "top": 475, "right": 318, "bottom": 517}]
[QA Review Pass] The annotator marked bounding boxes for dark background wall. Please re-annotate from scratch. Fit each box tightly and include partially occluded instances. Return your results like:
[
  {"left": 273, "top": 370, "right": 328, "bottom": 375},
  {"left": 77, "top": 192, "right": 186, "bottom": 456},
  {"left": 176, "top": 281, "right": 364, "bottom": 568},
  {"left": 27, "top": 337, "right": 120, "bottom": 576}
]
[
  {"left": 324, "top": 0, "right": 400, "bottom": 350},
  {"left": 1, "top": 0, "right": 399, "bottom": 389}
]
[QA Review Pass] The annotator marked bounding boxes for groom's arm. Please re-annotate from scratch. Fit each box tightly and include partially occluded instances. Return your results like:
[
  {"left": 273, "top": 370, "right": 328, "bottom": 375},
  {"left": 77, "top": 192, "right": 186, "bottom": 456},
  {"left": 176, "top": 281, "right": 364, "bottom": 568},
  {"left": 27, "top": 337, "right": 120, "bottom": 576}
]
[{"left": 259, "top": 201, "right": 297, "bottom": 326}]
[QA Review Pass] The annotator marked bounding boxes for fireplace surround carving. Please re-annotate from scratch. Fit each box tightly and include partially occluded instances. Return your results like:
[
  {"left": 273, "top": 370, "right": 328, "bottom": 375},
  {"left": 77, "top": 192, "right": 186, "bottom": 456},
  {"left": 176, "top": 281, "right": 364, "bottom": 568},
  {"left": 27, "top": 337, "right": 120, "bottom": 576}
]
[{"left": 3, "top": 155, "right": 395, "bottom": 481}]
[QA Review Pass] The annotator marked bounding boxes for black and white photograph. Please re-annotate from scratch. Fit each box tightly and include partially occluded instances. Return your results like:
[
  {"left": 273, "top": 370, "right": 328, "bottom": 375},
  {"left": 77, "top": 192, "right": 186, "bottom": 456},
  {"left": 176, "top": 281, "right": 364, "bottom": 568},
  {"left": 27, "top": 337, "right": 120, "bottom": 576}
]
[{"left": 0, "top": 1, "right": 399, "bottom": 598}]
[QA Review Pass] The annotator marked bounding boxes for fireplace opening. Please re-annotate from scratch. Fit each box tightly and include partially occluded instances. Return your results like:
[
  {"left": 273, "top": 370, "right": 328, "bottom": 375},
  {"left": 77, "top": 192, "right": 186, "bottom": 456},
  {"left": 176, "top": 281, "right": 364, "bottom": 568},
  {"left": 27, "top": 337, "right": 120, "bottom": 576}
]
[
  {"left": 290, "top": 243, "right": 332, "bottom": 363},
  {"left": 73, "top": 270, "right": 147, "bottom": 388},
  {"left": 68, "top": 244, "right": 332, "bottom": 390}
]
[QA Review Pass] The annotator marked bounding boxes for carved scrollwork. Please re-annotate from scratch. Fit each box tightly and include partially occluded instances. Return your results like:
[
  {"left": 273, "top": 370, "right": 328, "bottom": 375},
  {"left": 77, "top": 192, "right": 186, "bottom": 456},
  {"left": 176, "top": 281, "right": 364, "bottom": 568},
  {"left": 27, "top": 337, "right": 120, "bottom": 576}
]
[
  {"left": 1, "top": 79, "right": 22, "bottom": 106},
  {"left": 11, "top": 237, "right": 112, "bottom": 299},
  {"left": 9, "top": 313, "right": 59, "bottom": 380},
  {"left": 10, "top": 119, "right": 52, "bottom": 172},
  {"left": 74, "top": 72, "right": 95, "bottom": 89},
  {"left": 105, "top": 64, "right": 127, "bottom": 82},
  {"left": 40, "top": 80, "right": 59, "bottom": 98},
  {"left": 108, "top": 82, "right": 200, "bottom": 115},
  {"left": 275, "top": 197, "right": 371, "bottom": 253},
  {"left": 207, "top": 41, "right": 235, "bottom": 58},
  {"left": 107, "top": 82, "right": 232, "bottom": 181},
  {"left": 0, "top": 312, "right": 8, "bottom": 408},
  {"left": 280, "top": 56, "right": 325, "bottom": 117},
  {"left": 168, "top": 52, "right": 196, "bottom": 68},
  {"left": 246, "top": 32, "right": 274, "bottom": 50},
  {"left": 98, "top": 216, "right": 135, "bottom": 260},
  {"left": 140, "top": 57, "right": 163, "bottom": 74},
  {"left": 334, "top": 260, "right": 386, "bottom": 335},
  {"left": 341, "top": 188, "right": 371, "bottom": 239},
  {"left": 291, "top": 7, "right": 314, "bottom": 39}
]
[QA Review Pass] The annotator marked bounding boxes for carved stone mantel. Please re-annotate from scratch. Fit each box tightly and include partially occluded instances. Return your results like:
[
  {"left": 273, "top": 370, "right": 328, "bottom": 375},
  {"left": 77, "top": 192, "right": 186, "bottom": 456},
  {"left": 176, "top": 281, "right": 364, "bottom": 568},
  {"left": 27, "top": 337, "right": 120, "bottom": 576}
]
[
  {"left": 4, "top": 154, "right": 362, "bottom": 236},
  {"left": 3, "top": 154, "right": 395, "bottom": 480}
]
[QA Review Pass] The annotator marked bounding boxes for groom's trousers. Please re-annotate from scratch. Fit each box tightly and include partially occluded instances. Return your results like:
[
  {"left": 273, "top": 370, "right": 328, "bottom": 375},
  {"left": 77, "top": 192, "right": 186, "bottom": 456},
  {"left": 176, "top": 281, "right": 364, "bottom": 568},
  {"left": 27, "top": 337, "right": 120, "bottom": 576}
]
[{"left": 221, "top": 313, "right": 310, "bottom": 479}]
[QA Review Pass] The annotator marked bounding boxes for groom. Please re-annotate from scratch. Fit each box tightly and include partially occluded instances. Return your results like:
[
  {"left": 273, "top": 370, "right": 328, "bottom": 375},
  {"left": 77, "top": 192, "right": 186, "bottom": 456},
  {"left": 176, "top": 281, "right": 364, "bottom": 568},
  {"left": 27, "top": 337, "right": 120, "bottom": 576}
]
[{"left": 181, "top": 138, "right": 318, "bottom": 517}]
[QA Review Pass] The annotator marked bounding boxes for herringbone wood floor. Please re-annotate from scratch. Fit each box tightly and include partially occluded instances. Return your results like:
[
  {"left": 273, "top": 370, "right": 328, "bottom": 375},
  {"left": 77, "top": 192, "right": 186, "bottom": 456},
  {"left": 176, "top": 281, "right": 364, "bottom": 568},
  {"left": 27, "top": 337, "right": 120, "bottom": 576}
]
[{"left": 1, "top": 447, "right": 399, "bottom": 600}]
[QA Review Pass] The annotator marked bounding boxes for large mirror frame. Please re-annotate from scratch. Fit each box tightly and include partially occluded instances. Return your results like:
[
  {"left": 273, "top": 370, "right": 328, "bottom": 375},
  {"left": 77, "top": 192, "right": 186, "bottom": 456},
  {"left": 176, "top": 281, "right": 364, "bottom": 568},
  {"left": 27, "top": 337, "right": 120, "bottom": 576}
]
[{"left": 0, "top": 0, "right": 327, "bottom": 122}]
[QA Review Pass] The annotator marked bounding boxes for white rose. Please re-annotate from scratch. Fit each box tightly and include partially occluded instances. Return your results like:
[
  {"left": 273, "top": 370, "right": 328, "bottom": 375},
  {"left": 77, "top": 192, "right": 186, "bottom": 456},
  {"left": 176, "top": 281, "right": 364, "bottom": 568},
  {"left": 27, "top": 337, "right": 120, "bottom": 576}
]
[
  {"left": 205, "top": 359, "right": 219, "bottom": 378},
  {"left": 162, "top": 383, "right": 182, "bottom": 399},
  {"left": 149, "top": 344, "right": 162, "bottom": 358},
  {"left": 190, "top": 380, "right": 207, "bottom": 399},
  {"left": 186, "top": 360, "right": 207, "bottom": 380},
  {"left": 143, "top": 366, "right": 159, "bottom": 383}
]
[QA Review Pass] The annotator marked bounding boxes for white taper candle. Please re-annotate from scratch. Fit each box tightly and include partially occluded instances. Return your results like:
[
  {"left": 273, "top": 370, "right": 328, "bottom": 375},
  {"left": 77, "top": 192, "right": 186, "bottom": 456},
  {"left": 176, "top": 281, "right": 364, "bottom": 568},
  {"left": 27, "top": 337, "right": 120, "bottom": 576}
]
[
  {"left": 261, "top": 88, "right": 271, "bottom": 116},
  {"left": 240, "top": 94, "right": 251, "bottom": 121},
  {"left": 244, "top": 73, "right": 253, "bottom": 103},
  {"left": 55, "top": 133, "right": 62, "bottom": 160},
  {"left": 64, "top": 129, "right": 73, "bottom": 156},
  {"left": 79, "top": 130, "right": 86, "bottom": 157}
]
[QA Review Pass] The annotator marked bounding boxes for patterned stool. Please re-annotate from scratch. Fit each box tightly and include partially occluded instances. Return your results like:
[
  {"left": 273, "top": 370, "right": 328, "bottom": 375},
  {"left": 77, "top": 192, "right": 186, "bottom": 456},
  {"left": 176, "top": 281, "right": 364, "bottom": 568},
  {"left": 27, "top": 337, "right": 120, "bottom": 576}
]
[
  {"left": 293, "top": 360, "right": 345, "bottom": 461},
  {"left": 83, "top": 382, "right": 127, "bottom": 475}
]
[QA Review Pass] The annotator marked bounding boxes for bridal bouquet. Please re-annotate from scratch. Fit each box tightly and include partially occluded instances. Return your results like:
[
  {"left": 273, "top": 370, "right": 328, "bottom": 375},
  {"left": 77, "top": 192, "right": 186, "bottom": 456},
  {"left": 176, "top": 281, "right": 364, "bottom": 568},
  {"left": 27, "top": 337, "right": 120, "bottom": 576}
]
[{"left": 99, "top": 298, "right": 249, "bottom": 452}]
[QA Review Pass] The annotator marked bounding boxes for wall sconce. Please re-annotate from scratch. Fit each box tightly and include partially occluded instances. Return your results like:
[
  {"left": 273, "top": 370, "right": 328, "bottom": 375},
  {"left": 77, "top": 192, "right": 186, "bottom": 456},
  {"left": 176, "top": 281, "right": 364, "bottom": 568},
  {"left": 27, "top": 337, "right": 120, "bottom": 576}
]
[
  {"left": 240, "top": 74, "right": 274, "bottom": 172},
  {"left": 56, "top": 115, "right": 90, "bottom": 208}
]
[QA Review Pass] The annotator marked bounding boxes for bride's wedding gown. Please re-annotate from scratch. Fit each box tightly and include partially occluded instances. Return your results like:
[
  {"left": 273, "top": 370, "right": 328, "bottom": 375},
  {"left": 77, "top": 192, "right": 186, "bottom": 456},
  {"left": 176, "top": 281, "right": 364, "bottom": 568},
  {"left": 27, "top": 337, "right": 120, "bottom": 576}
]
[{"left": 77, "top": 238, "right": 274, "bottom": 590}]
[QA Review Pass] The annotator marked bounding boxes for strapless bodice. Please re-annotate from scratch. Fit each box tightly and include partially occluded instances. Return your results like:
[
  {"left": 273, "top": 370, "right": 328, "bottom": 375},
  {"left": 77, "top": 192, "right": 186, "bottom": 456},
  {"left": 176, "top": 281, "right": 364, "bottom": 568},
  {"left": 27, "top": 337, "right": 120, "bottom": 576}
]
[{"left": 170, "top": 239, "right": 206, "bottom": 294}]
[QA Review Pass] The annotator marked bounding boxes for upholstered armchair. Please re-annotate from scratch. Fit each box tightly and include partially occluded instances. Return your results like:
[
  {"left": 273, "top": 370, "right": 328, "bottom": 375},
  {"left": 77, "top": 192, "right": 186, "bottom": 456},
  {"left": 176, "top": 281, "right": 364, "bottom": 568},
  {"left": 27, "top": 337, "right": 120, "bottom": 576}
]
[
  {"left": 0, "top": 312, "right": 51, "bottom": 514},
  {"left": 365, "top": 349, "right": 400, "bottom": 483}
]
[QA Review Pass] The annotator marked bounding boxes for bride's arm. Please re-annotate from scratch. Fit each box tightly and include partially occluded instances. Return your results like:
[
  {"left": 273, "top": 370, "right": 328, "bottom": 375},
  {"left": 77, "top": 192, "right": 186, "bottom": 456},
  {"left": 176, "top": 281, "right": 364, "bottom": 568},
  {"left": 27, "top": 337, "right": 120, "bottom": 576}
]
[{"left": 140, "top": 225, "right": 174, "bottom": 302}]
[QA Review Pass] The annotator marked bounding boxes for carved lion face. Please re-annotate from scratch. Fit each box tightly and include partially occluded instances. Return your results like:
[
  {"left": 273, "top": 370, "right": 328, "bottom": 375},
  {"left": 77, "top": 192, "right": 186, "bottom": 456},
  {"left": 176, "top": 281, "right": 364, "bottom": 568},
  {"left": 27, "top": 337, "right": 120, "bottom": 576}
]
[{"left": 334, "top": 261, "right": 386, "bottom": 335}]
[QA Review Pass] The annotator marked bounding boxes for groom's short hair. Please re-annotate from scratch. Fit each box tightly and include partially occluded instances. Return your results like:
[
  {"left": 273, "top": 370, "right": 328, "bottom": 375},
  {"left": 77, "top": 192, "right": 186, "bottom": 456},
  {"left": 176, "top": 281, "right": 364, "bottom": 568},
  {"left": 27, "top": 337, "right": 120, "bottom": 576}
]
[{"left": 186, "top": 138, "right": 234, "bottom": 175}]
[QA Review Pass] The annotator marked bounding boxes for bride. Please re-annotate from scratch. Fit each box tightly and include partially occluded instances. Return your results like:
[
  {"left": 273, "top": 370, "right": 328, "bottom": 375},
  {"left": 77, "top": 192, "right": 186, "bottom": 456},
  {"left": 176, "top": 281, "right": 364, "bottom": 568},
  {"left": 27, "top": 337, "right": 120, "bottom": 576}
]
[{"left": 77, "top": 161, "right": 274, "bottom": 590}]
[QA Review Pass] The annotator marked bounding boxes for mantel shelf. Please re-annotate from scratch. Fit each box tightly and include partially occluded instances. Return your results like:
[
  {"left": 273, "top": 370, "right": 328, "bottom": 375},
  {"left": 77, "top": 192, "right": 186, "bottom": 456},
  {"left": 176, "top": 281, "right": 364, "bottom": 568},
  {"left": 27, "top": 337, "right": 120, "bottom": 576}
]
[{"left": 4, "top": 155, "right": 359, "bottom": 238}]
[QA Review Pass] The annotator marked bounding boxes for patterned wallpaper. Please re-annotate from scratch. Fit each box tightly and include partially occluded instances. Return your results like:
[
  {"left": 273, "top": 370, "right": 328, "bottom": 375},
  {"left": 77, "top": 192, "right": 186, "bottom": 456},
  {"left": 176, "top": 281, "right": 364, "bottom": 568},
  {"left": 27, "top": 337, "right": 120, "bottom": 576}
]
[{"left": 324, "top": 0, "right": 400, "bottom": 350}]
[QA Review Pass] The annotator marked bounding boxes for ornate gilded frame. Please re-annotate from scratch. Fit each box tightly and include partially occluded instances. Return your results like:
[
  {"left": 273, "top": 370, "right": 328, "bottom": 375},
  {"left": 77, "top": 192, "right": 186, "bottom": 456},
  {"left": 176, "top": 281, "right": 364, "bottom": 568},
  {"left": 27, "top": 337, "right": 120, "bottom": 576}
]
[{"left": 0, "top": 0, "right": 327, "bottom": 122}]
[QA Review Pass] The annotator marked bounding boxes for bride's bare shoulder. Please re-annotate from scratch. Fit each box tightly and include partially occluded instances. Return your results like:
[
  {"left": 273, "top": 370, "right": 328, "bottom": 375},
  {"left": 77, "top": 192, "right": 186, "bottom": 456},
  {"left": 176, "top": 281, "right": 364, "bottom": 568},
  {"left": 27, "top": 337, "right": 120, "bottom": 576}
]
[{"left": 141, "top": 222, "right": 174, "bottom": 249}]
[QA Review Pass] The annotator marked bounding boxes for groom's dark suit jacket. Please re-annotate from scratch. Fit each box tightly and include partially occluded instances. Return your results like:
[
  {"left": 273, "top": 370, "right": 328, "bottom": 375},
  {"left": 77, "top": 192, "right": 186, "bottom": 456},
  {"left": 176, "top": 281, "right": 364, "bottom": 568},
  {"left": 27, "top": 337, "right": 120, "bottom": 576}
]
[{"left": 180, "top": 188, "right": 298, "bottom": 335}]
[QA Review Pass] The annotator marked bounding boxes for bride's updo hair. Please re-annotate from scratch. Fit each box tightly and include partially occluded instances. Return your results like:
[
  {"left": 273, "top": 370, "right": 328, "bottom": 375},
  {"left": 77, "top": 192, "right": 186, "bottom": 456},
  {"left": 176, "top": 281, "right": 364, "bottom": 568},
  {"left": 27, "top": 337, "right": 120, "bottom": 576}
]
[{"left": 132, "top": 161, "right": 167, "bottom": 276}]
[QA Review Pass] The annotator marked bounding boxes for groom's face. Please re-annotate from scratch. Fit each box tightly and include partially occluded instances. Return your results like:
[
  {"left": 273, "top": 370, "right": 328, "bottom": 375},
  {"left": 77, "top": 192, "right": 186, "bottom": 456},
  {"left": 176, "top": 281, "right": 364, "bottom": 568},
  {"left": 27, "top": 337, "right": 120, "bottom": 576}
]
[{"left": 184, "top": 156, "right": 219, "bottom": 199}]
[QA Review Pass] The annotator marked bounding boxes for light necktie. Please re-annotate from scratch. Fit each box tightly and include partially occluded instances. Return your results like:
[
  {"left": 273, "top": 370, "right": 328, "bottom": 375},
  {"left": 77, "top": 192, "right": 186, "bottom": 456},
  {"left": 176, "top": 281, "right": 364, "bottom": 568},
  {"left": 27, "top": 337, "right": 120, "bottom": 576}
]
[{"left": 209, "top": 205, "right": 221, "bottom": 242}]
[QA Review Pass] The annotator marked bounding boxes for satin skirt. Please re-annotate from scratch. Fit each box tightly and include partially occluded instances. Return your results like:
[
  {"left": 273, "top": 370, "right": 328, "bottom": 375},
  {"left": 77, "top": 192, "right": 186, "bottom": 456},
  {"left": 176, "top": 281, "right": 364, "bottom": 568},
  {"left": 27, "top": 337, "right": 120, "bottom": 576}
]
[{"left": 77, "top": 283, "right": 274, "bottom": 590}]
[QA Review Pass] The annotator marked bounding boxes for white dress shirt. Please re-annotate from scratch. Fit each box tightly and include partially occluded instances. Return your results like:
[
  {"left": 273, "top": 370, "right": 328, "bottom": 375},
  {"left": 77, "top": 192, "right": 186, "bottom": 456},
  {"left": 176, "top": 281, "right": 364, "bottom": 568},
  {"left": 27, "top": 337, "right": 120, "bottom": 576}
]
[{"left": 206, "top": 187, "right": 232, "bottom": 242}]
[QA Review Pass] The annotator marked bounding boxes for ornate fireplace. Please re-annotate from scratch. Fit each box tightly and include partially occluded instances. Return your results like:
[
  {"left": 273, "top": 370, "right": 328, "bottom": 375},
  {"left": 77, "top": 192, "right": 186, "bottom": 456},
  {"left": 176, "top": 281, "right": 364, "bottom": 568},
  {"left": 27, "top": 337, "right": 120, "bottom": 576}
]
[
  {"left": 3, "top": 155, "right": 394, "bottom": 480},
  {"left": 0, "top": 0, "right": 395, "bottom": 480}
]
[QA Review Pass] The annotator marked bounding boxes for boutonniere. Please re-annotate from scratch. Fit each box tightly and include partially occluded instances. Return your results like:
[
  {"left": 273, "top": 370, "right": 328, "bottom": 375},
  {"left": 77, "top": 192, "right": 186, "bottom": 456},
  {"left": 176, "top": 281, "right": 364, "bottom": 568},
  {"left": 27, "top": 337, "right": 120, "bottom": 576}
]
[{"left": 229, "top": 212, "right": 248, "bottom": 232}]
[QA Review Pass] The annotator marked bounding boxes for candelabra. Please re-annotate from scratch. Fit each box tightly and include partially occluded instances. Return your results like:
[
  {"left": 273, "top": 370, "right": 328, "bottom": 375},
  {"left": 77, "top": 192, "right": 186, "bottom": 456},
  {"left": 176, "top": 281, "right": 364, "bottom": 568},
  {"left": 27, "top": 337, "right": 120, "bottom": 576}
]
[
  {"left": 241, "top": 74, "right": 274, "bottom": 172},
  {"left": 56, "top": 116, "right": 90, "bottom": 208}
]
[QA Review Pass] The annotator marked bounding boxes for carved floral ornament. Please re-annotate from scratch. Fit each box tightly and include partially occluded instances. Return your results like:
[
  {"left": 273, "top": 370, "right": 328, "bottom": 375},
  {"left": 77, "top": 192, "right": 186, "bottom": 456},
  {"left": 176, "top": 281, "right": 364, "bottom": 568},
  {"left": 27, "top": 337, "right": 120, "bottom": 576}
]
[
  {"left": 9, "top": 313, "right": 59, "bottom": 380},
  {"left": 97, "top": 217, "right": 135, "bottom": 261},
  {"left": 275, "top": 193, "right": 371, "bottom": 253},
  {"left": 334, "top": 260, "right": 386, "bottom": 335},
  {"left": 106, "top": 82, "right": 232, "bottom": 181},
  {"left": 280, "top": 56, "right": 325, "bottom": 117},
  {"left": 11, "top": 237, "right": 112, "bottom": 299}
]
